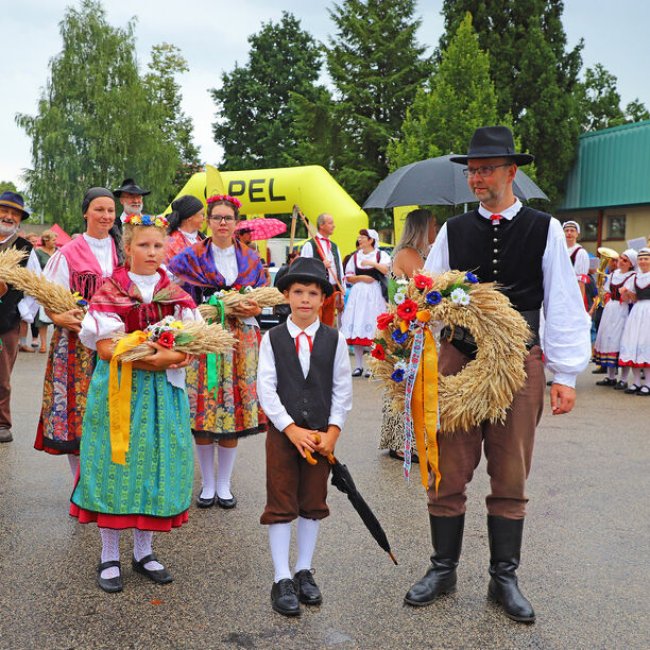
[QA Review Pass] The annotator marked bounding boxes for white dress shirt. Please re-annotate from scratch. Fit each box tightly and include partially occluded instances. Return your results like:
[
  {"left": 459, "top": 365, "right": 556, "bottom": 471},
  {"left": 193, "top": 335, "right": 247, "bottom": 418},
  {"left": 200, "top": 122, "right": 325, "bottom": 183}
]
[
  {"left": 301, "top": 236, "right": 345, "bottom": 285},
  {"left": 567, "top": 244, "right": 590, "bottom": 281},
  {"left": 257, "top": 316, "right": 353, "bottom": 432},
  {"left": 425, "top": 199, "right": 591, "bottom": 387}
]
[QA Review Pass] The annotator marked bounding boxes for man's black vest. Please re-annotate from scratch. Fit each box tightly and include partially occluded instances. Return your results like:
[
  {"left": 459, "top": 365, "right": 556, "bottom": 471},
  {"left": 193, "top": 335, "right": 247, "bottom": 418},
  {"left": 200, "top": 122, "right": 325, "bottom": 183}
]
[
  {"left": 268, "top": 322, "right": 339, "bottom": 430},
  {"left": 307, "top": 237, "right": 341, "bottom": 283},
  {"left": 447, "top": 206, "right": 551, "bottom": 312},
  {"left": 0, "top": 236, "right": 32, "bottom": 334}
]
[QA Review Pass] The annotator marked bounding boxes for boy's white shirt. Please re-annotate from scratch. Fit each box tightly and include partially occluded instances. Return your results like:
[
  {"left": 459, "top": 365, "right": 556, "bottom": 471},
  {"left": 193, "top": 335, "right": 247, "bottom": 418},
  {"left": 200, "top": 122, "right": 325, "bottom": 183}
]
[{"left": 257, "top": 316, "right": 352, "bottom": 433}]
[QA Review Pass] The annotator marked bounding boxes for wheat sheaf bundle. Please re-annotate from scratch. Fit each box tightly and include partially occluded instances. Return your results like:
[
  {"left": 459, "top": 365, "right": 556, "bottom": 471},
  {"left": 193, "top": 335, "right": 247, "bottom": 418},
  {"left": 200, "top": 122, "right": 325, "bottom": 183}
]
[
  {"left": 0, "top": 248, "right": 80, "bottom": 313},
  {"left": 370, "top": 269, "right": 530, "bottom": 435},
  {"left": 198, "top": 286, "right": 287, "bottom": 320},
  {"left": 113, "top": 321, "right": 237, "bottom": 363}
]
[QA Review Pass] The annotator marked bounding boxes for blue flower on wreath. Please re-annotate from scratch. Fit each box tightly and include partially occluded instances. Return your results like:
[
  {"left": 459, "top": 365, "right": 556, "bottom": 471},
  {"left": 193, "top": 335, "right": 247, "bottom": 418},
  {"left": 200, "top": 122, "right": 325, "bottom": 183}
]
[
  {"left": 391, "top": 369, "right": 405, "bottom": 383},
  {"left": 76, "top": 298, "right": 88, "bottom": 308},
  {"left": 465, "top": 271, "right": 479, "bottom": 284},
  {"left": 425, "top": 290, "right": 442, "bottom": 306},
  {"left": 141, "top": 214, "right": 153, "bottom": 226},
  {"left": 391, "top": 329, "right": 409, "bottom": 345}
]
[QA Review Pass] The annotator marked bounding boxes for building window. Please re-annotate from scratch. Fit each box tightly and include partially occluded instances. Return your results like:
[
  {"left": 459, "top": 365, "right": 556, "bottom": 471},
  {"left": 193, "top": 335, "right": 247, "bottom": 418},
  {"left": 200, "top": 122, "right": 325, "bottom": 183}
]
[
  {"left": 577, "top": 217, "right": 598, "bottom": 242},
  {"left": 606, "top": 215, "right": 626, "bottom": 240}
]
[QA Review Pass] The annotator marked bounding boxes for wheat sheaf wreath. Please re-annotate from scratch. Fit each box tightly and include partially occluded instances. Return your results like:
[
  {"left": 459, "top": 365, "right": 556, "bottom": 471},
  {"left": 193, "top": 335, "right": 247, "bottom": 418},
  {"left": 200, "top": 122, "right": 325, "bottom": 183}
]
[{"left": 369, "top": 270, "right": 531, "bottom": 434}]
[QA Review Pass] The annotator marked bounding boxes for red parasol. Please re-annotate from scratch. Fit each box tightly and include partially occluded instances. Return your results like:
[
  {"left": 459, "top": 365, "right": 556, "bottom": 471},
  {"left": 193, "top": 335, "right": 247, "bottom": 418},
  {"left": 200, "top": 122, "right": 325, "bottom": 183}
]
[{"left": 236, "top": 218, "right": 286, "bottom": 241}]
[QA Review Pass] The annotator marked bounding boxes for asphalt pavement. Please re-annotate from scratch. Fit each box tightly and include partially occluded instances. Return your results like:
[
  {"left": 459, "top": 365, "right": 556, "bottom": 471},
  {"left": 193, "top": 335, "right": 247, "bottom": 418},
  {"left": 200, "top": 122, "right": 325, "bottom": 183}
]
[{"left": 1, "top": 349, "right": 649, "bottom": 649}]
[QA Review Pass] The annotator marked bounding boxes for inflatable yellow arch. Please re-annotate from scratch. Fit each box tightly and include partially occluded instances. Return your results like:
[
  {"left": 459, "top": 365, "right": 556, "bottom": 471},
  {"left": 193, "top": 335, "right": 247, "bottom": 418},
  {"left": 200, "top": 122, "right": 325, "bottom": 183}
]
[{"left": 171, "top": 165, "right": 368, "bottom": 254}]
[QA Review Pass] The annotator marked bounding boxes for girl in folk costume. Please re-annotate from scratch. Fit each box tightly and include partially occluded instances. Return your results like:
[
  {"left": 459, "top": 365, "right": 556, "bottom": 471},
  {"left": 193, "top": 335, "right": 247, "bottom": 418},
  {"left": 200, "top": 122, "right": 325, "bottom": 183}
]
[
  {"left": 34, "top": 188, "right": 121, "bottom": 476},
  {"left": 167, "top": 194, "right": 267, "bottom": 509},
  {"left": 618, "top": 247, "right": 650, "bottom": 395},
  {"left": 563, "top": 220, "right": 591, "bottom": 309},
  {"left": 70, "top": 215, "right": 199, "bottom": 593},
  {"left": 163, "top": 194, "right": 206, "bottom": 264},
  {"left": 592, "top": 249, "right": 637, "bottom": 388},
  {"left": 340, "top": 229, "right": 390, "bottom": 377}
]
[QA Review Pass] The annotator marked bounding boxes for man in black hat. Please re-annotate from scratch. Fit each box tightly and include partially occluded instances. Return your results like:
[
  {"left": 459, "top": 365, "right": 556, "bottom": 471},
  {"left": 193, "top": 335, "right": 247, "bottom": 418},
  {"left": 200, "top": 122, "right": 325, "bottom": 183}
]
[
  {"left": 404, "top": 126, "right": 591, "bottom": 622},
  {"left": 0, "top": 191, "right": 41, "bottom": 443},
  {"left": 113, "top": 178, "right": 150, "bottom": 223}
]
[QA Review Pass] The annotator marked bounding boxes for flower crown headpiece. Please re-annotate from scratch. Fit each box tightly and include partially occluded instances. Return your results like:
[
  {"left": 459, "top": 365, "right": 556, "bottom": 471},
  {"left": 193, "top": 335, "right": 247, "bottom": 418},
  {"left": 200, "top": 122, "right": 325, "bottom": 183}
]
[
  {"left": 123, "top": 213, "right": 169, "bottom": 228},
  {"left": 206, "top": 194, "right": 242, "bottom": 209}
]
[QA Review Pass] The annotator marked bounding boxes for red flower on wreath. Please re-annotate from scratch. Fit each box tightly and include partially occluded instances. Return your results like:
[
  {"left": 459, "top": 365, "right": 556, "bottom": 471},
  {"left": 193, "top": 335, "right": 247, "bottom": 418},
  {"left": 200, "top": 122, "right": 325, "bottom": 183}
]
[
  {"left": 371, "top": 343, "right": 386, "bottom": 361},
  {"left": 396, "top": 298, "right": 419, "bottom": 321},
  {"left": 376, "top": 312, "right": 394, "bottom": 330},
  {"left": 413, "top": 274, "right": 434, "bottom": 290},
  {"left": 158, "top": 331, "right": 176, "bottom": 349}
]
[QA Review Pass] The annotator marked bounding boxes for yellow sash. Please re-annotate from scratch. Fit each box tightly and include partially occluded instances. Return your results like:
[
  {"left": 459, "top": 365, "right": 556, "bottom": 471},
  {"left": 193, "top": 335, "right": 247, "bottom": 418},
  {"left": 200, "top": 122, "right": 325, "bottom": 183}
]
[
  {"left": 108, "top": 331, "right": 148, "bottom": 464},
  {"left": 411, "top": 328, "right": 441, "bottom": 493}
]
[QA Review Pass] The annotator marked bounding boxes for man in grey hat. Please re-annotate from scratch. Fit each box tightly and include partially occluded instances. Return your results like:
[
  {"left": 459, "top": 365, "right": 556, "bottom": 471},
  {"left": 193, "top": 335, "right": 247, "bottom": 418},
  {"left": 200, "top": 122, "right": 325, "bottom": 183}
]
[
  {"left": 404, "top": 126, "right": 591, "bottom": 623},
  {"left": 0, "top": 191, "right": 41, "bottom": 443}
]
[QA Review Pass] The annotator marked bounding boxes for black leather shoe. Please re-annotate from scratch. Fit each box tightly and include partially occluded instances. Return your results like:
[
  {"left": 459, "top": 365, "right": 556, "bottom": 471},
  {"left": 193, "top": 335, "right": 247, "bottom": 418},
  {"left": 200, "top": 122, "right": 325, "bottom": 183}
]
[
  {"left": 352, "top": 367, "right": 363, "bottom": 377},
  {"left": 404, "top": 514, "right": 464, "bottom": 607},
  {"left": 294, "top": 569, "right": 322, "bottom": 605},
  {"left": 487, "top": 516, "right": 535, "bottom": 623},
  {"left": 196, "top": 493, "right": 215, "bottom": 508},
  {"left": 624, "top": 384, "right": 640, "bottom": 394},
  {"left": 614, "top": 380, "right": 628, "bottom": 391},
  {"left": 215, "top": 495, "right": 237, "bottom": 509},
  {"left": 596, "top": 378, "right": 616, "bottom": 386},
  {"left": 271, "top": 579, "right": 301, "bottom": 616},
  {"left": 592, "top": 365, "right": 606, "bottom": 374},
  {"left": 97, "top": 560, "right": 123, "bottom": 593},
  {"left": 132, "top": 554, "right": 173, "bottom": 584}
]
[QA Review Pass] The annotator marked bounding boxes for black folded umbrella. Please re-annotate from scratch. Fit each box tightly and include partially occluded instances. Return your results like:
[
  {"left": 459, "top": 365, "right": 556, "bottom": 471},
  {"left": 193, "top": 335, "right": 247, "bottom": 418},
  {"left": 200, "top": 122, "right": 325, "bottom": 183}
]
[{"left": 329, "top": 457, "right": 398, "bottom": 565}]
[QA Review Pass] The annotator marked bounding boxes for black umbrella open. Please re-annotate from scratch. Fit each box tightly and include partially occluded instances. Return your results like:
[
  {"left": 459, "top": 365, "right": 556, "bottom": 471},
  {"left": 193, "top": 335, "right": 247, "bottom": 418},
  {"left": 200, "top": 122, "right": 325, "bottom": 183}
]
[
  {"left": 363, "top": 154, "right": 548, "bottom": 209},
  {"left": 306, "top": 442, "right": 398, "bottom": 565}
]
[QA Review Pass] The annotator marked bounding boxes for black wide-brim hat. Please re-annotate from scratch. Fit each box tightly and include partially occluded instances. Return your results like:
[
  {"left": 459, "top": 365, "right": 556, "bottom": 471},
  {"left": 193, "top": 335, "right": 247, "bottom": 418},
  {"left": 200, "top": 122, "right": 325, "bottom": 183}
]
[
  {"left": 0, "top": 191, "right": 30, "bottom": 220},
  {"left": 113, "top": 178, "right": 151, "bottom": 197},
  {"left": 450, "top": 126, "right": 534, "bottom": 166},
  {"left": 275, "top": 257, "right": 333, "bottom": 297}
]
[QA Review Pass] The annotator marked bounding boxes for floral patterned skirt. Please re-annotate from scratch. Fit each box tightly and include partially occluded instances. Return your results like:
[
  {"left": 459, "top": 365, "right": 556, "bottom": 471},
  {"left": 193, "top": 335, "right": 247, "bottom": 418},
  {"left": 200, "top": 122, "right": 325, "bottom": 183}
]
[
  {"left": 186, "top": 319, "right": 267, "bottom": 440},
  {"left": 34, "top": 327, "right": 95, "bottom": 455}
]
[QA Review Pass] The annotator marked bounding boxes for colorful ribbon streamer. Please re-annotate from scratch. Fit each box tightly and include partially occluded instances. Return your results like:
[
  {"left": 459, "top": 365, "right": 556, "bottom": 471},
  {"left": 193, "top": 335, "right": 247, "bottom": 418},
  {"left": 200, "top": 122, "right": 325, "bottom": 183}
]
[
  {"left": 403, "top": 327, "right": 441, "bottom": 493},
  {"left": 206, "top": 294, "right": 225, "bottom": 394},
  {"left": 109, "top": 331, "right": 148, "bottom": 464}
]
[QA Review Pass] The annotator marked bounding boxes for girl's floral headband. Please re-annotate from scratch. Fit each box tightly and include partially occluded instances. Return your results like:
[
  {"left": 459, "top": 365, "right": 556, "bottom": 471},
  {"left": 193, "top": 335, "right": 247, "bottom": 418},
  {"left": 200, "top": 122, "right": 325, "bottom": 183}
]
[
  {"left": 206, "top": 194, "right": 242, "bottom": 209},
  {"left": 123, "top": 213, "right": 169, "bottom": 228}
]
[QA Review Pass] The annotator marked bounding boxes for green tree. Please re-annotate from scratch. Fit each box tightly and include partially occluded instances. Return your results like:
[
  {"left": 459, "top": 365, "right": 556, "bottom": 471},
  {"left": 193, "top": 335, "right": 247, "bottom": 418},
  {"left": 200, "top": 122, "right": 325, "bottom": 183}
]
[
  {"left": 0, "top": 181, "right": 18, "bottom": 194},
  {"left": 16, "top": 0, "right": 191, "bottom": 230},
  {"left": 624, "top": 99, "right": 650, "bottom": 123},
  {"left": 439, "top": 0, "right": 583, "bottom": 205},
  {"left": 388, "top": 14, "right": 499, "bottom": 169},
  {"left": 211, "top": 12, "right": 323, "bottom": 170},
  {"left": 322, "top": 0, "right": 431, "bottom": 208}
]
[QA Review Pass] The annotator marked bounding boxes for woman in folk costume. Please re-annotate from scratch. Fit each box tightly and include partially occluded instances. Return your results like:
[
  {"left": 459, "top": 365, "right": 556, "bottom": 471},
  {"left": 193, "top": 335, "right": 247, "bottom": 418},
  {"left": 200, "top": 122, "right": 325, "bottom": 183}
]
[
  {"left": 70, "top": 214, "right": 199, "bottom": 593},
  {"left": 379, "top": 209, "right": 437, "bottom": 461},
  {"left": 167, "top": 194, "right": 267, "bottom": 509},
  {"left": 340, "top": 228, "right": 390, "bottom": 377},
  {"left": 34, "top": 188, "right": 121, "bottom": 477},
  {"left": 618, "top": 247, "right": 650, "bottom": 395},
  {"left": 592, "top": 249, "right": 637, "bottom": 388},
  {"left": 163, "top": 194, "right": 206, "bottom": 264}
]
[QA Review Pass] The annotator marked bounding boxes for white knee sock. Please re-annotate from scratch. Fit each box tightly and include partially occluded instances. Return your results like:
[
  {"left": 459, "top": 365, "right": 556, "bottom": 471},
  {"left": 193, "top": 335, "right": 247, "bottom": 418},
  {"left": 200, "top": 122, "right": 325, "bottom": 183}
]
[
  {"left": 216, "top": 445, "right": 237, "bottom": 500},
  {"left": 620, "top": 366, "right": 630, "bottom": 382},
  {"left": 354, "top": 346, "right": 364, "bottom": 370},
  {"left": 68, "top": 454, "right": 79, "bottom": 478},
  {"left": 268, "top": 522, "right": 292, "bottom": 582},
  {"left": 631, "top": 368, "right": 642, "bottom": 387},
  {"left": 100, "top": 528, "right": 121, "bottom": 579},
  {"left": 133, "top": 529, "right": 163, "bottom": 570},
  {"left": 195, "top": 444, "right": 215, "bottom": 499},
  {"left": 295, "top": 517, "right": 320, "bottom": 574},
  {"left": 607, "top": 366, "right": 617, "bottom": 380}
]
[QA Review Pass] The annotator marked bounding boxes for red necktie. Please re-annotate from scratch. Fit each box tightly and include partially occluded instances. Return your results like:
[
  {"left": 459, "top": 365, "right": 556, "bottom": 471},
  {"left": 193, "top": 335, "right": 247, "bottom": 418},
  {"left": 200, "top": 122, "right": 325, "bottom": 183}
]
[
  {"left": 295, "top": 331, "right": 313, "bottom": 355},
  {"left": 319, "top": 236, "right": 331, "bottom": 251},
  {"left": 490, "top": 214, "right": 503, "bottom": 224}
]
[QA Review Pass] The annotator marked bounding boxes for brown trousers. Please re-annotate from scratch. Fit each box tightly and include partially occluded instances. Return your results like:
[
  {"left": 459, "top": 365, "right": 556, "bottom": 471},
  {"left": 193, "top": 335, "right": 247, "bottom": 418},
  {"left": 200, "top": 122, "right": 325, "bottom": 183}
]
[
  {"left": 427, "top": 341, "right": 545, "bottom": 520},
  {"left": 260, "top": 424, "right": 331, "bottom": 525},
  {"left": 0, "top": 324, "right": 20, "bottom": 430}
]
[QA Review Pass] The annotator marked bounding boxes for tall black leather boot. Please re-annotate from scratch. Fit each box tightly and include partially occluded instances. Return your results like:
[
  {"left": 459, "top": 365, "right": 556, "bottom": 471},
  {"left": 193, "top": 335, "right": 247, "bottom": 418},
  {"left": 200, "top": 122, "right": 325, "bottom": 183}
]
[
  {"left": 404, "top": 514, "right": 464, "bottom": 606},
  {"left": 487, "top": 515, "right": 535, "bottom": 623}
]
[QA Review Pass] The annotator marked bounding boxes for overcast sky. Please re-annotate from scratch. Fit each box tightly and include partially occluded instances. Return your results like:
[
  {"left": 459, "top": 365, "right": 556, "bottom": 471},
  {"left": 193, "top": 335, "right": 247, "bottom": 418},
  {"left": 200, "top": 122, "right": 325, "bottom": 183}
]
[{"left": 2, "top": 0, "right": 648, "bottom": 188}]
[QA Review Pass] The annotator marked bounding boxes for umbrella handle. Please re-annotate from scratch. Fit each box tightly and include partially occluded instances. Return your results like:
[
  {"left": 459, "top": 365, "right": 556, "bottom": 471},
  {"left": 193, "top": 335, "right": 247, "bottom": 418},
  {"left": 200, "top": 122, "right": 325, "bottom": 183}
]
[{"left": 304, "top": 433, "right": 336, "bottom": 465}]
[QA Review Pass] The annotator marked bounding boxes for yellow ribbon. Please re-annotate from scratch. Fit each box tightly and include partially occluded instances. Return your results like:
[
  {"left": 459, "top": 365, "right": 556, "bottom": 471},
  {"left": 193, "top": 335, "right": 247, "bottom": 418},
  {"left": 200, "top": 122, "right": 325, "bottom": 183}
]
[
  {"left": 109, "top": 331, "right": 148, "bottom": 464},
  {"left": 411, "top": 328, "right": 441, "bottom": 493}
]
